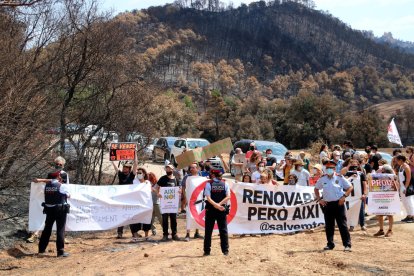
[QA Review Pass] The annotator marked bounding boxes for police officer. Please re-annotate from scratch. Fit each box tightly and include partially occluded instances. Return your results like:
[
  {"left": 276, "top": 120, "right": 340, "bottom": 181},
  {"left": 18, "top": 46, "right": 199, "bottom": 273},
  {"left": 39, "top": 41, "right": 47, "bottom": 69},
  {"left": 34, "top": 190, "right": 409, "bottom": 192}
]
[
  {"left": 34, "top": 171, "right": 70, "bottom": 257},
  {"left": 314, "top": 160, "right": 353, "bottom": 252},
  {"left": 203, "top": 169, "right": 230, "bottom": 256}
]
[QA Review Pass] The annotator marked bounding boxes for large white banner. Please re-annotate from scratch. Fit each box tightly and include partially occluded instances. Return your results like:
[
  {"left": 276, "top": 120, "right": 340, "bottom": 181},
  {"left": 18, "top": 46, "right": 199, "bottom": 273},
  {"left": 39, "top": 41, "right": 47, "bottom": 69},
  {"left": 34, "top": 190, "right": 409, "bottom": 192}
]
[
  {"left": 29, "top": 183, "right": 153, "bottom": 231},
  {"left": 368, "top": 173, "right": 401, "bottom": 215},
  {"left": 345, "top": 173, "right": 363, "bottom": 227},
  {"left": 159, "top": 187, "right": 180, "bottom": 214},
  {"left": 185, "top": 177, "right": 359, "bottom": 234}
]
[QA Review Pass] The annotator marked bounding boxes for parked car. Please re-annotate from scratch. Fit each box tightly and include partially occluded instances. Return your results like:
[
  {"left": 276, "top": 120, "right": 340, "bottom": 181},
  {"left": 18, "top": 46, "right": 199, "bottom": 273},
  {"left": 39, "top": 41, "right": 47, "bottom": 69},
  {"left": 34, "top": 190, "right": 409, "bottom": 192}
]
[
  {"left": 90, "top": 131, "right": 119, "bottom": 148},
  {"left": 152, "top": 137, "right": 178, "bottom": 163},
  {"left": 144, "top": 138, "right": 158, "bottom": 158},
  {"left": 229, "top": 139, "right": 288, "bottom": 176},
  {"left": 170, "top": 138, "right": 210, "bottom": 165}
]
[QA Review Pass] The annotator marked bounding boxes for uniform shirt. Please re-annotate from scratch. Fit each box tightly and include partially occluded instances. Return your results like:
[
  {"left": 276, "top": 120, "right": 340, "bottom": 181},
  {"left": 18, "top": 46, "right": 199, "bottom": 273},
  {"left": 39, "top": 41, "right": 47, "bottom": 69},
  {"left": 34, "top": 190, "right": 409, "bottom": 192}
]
[
  {"left": 45, "top": 179, "right": 69, "bottom": 207},
  {"left": 315, "top": 174, "right": 352, "bottom": 202},
  {"left": 204, "top": 179, "right": 230, "bottom": 198}
]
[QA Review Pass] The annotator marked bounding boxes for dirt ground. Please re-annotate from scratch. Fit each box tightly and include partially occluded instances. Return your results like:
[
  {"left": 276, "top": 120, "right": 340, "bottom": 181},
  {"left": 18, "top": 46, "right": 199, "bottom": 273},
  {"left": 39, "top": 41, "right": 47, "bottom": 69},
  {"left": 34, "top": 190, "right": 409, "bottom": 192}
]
[{"left": 1, "top": 160, "right": 414, "bottom": 275}]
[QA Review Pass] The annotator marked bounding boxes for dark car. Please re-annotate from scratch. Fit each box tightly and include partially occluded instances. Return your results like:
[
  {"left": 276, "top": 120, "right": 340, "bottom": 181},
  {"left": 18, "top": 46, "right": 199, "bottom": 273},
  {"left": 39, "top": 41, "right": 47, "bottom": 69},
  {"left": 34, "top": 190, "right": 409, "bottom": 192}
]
[
  {"left": 152, "top": 137, "right": 178, "bottom": 163},
  {"left": 229, "top": 139, "right": 288, "bottom": 176}
]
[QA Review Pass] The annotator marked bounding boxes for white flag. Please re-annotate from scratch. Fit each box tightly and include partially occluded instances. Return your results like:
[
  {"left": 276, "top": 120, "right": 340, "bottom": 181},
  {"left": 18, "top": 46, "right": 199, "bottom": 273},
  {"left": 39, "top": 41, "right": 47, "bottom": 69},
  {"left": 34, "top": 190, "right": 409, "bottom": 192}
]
[{"left": 387, "top": 118, "right": 403, "bottom": 147}]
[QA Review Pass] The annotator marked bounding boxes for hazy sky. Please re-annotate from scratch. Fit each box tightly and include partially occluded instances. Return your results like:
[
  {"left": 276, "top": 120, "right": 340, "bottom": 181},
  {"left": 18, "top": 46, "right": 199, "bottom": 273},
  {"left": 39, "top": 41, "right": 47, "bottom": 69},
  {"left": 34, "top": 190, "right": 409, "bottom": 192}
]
[{"left": 102, "top": 0, "right": 414, "bottom": 42}]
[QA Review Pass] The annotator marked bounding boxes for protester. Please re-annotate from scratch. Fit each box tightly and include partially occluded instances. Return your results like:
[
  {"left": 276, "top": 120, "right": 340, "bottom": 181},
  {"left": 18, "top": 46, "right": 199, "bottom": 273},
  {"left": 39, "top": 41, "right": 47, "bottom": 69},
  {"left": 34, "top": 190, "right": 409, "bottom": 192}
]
[
  {"left": 281, "top": 155, "right": 294, "bottom": 185},
  {"left": 245, "top": 142, "right": 256, "bottom": 159},
  {"left": 27, "top": 156, "right": 70, "bottom": 243},
  {"left": 319, "top": 144, "right": 330, "bottom": 164},
  {"left": 130, "top": 168, "right": 152, "bottom": 242},
  {"left": 391, "top": 149, "right": 402, "bottom": 173},
  {"left": 299, "top": 151, "right": 310, "bottom": 172},
  {"left": 369, "top": 145, "right": 382, "bottom": 172},
  {"left": 396, "top": 155, "right": 414, "bottom": 223},
  {"left": 251, "top": 161, "right": 266, "bottom": 183},
  {"left": 332, "top": 151, "right": 344, "bottom": 174},
  {"left": 111, "top": 158, "right": 137, "bottom": 239},
  {"left": 258, "top": 172, "right": 272, "bottom": 185},
  {"left": 309, "top": 164, "right": 323, "bottom": 186},
  {"left": 34, "top": 171, "right": 70, "bottom": 257},
  {"left": 291, "top": 160, "right": 310, "bottom": 186},
  {"left": 265, "top": 168, "right": 278, "bottom": 185},
  {"left": 246, "top": 150, "right": 261, "bottom": 175},
  {"left": 265, "top": 148, "right": 277, "bottom": 177},
  {"left": 232, "top": 148, "right": 246, "bottom": 181},
  {"left": 148, "top": 172, "right": 162, "bottom": 236},
  {"left": 374, "top": 165, "right": 396, "bottom": 237},
  {"left": 342, "top": 141, "right": 355, "bottom": 160},
  {"left": 183, "top": 163, "right": 203, "bottom": 242},
  {"left": 241, "top": 174, "right": 252, "bottom": 183},
  {"left": 406, "top": 146, "right": 414, "bottom": 177},
  {"left": 287, "top": 174, "right": 298, "bottom": 185},
  {"left": 314, "top": 160, "right": 353, "bottom": 252},
  {"left": 203, "top": 169, "right": 230, "bottom": 256},
  {"left": 341, "top": 159, "right": 368, "bottom": 231},
  {"left": 200, "top": 160, "right": 212, "bottom": 177},
  {"left": 157, "top": 163, "right": 181, "bottom": 241}
]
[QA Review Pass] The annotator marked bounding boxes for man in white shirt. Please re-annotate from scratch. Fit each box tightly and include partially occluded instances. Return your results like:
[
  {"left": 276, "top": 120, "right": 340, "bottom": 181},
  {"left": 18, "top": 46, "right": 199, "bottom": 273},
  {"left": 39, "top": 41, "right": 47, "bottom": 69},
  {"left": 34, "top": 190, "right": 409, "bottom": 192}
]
[{"left": 291, "top": 160, "right": 310, "bottom": 186}]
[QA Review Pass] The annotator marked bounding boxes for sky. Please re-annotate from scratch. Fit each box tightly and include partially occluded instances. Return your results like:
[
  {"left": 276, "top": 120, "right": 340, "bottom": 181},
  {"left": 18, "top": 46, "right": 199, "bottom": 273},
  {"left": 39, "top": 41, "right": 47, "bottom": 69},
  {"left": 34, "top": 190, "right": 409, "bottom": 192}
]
[{"left": 101, "top": 0, "right": 414, "bottom": 42}]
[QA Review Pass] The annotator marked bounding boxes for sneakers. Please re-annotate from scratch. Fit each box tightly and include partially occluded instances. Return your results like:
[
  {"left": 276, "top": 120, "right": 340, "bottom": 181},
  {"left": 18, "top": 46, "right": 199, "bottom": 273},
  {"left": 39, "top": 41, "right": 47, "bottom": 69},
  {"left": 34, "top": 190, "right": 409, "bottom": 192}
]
[
  {"left": 194, "top": 232, "right": 204, "bottom": 239},
  {"left": 344, "top": 246, "right": 352, "bottom": 252},
  {"left": 57, "top": 252, "right": 70, "bottom": 258},
  {"left": 161, "top": 235, "right": 169, "bottom": 242},
  {"left": 172, "top": 234, "right": 180, "bottom": 241},
  {"left": 185, "top": 234, "right": 190, "bottom": 242},
  {"left": 373, "top": 229, "right": 385, "bottom": 237},
  {"left": 385, "top": 230, "right": 393, "bottom": 237},
  {"left": 401, "top": 216, "right": 410, "bottom": 222},
  {"left": 223, "top": 251, "right": 229, "bottom": 256},
  {"left": 323, "top": 246, "right": 334, "bottom": 250},
  {"left": 349, "top": 226, "right": 354, "bottom": 232},
  {"left": 26, "top": 234, "right": 38, "bottom": 243},
  {"left": 361, "top": 226, "right": 367, "bottom": 231},
  {"left": 406, "top": 217, "right": 414, "bottom": 223}
]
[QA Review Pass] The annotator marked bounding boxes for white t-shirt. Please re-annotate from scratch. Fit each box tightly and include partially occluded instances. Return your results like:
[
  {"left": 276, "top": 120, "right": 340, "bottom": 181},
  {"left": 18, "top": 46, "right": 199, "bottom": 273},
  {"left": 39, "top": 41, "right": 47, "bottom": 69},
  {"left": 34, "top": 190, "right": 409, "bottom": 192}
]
[
  {"left": 291, "top": 169, "right": 310, "bottom": 186},
  {"left": 319, "top": 151, "right": 328, "bottom": 163},
  {"left": 251, "top": 171, "right": 262, "bottom": 183}
]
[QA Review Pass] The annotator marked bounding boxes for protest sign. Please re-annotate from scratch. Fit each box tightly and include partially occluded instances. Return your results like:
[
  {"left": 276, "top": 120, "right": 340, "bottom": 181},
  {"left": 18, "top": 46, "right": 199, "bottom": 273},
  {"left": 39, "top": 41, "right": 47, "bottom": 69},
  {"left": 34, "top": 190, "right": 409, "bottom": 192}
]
[
  {"left": 159, "top": 187, "right": 180, "bottom": 214},
  {"left": 345, "top": 173, "right": 364, "bottom": 227},
  {"left": 367, "top": 173, "right": 400, "bottom": 215},
  {"left": 185, "top": 177, "right": 360, "bottom": 234},
  {"left": 109, "top": 143, "right": 136, "bottom": 161},
  {"left": 176, "top": 138, "right": 233, "bottom": 169},
  {"left": 29, "top": 183, "right": 152, "bottom": 231}
]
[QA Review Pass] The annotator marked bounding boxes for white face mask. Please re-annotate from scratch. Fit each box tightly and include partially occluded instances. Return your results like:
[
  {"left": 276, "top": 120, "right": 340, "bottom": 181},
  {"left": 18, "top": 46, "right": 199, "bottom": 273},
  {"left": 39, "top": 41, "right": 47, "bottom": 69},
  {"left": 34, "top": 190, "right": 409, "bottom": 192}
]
[
  {"left": 297, "top": 166, "right": 303, "bottom": 172},
  {"left": 259, "top": 167, "right": 265, "bottom": 172},
  {"left": 137, "top": 173, "right": 144, "bottom": 180}
]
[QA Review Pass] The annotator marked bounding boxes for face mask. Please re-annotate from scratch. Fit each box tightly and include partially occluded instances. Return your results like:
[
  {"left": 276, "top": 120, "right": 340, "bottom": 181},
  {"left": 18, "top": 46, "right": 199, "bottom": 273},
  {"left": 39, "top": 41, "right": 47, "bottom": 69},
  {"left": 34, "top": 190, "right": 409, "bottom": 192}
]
[
  {"left": 312, "top": 169, "right": 317, "bottom": 174},
  {"left": 288, "top": 180, "right": 296, "bottom": 185},
  {"left": 249, "top": 146, "right": 255, "bottom": 151},
  {"left": 326, "top": 168, "right": 334, "bottom": 175},
  {"left": 55, "top": 164, "right": 63, "bottom": 170},
  {"left": 297, "top": 166, "right": 303, "bottom": 172},
  {"left": 266, "top": 154, "right": 272, "bottom": 158},
  {"left": 137, "top": 173, "right": 144, "bottom": 180},
  {"left": 166, "top": 171, "right": 173, "bottom": 176},
  {"left": 259, "top": 167, "right": 265, "bottom": 172},
  {"left": 349, "top": 166, "right": 358, "bottom": 171}
]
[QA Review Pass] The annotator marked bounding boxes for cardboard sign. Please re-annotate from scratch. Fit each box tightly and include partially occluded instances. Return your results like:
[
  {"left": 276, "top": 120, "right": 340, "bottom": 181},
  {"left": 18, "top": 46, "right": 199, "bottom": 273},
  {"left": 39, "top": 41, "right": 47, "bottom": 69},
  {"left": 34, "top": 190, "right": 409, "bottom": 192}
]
[
  {"left": 109, "top": 143, "right": 136, "bottom": 161},
  {"left": 367, "top": 173, "right": 400, "bottom": 216},
  {"left": 176, "top": 138, "right": 233, "bottom": 169},
  {"left": 159, "top": 187, "right": 180, "bottom": 214}
]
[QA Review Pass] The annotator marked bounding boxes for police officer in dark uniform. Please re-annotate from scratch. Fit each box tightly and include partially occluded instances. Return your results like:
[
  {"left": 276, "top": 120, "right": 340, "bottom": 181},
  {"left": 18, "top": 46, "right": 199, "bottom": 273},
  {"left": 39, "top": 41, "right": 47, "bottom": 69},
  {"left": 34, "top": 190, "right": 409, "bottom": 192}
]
[
  {"left": 203, "top": 169, "right": 230, "bottom": 256},
  {"left": 314, "top": 160, "right": 353, "bottom": 252},
  {"left": 35, "top": 171, "right": 70, "bottom": 257}
]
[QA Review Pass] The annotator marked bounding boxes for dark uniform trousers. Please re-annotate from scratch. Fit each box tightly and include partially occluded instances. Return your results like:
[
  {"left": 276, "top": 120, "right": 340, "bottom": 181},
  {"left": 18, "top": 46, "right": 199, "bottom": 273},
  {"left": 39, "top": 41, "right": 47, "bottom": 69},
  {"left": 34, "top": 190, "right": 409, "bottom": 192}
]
[
  {"left": 162, "top": 213, "right": 177, "bottom": 236},
  {"left": 203, "top": 208, "right": 229, "bottom": 254},
  {"left": 39, "top": 206, "right": 67, "bottom": 255},
  {"left": 323, "top": 201, "right": 351, "bottom": 248}
]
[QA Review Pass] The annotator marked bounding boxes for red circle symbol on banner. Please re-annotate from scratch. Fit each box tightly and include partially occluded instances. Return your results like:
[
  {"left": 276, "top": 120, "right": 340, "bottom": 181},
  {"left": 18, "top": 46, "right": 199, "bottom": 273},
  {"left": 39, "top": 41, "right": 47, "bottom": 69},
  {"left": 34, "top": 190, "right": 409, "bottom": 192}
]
[{"left": 189, "top": 180, "right": 237, "bottom": 229}]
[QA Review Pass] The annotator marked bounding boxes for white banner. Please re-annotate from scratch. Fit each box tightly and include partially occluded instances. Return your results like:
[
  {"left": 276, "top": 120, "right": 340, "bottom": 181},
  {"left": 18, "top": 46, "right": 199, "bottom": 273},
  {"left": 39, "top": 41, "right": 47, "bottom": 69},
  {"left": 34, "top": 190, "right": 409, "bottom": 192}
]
[
  {"left": 29, "top": 183, "right": 153, "bottom": 231},
  {"left": 185, "top": 177, "right": 359, "bottom": 234},
  {"left": 159, "top": 187, "right": 180, "bottom": 214},
  {"left": 368, "top": 174, "right": 401, "bottom": 215},
  {"left": 345, "top": 173, "right": 363, "bottom": 227},
  {"left": 387, "top": 118, "right": 403, "bottom": 147}
]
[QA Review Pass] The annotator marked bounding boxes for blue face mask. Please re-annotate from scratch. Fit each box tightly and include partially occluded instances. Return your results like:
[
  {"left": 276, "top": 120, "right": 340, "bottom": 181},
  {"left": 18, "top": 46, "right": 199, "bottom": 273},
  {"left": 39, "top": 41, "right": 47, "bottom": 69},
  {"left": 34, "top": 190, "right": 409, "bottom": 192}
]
[{"left": 326, "top": 168, "right": 334, "bottom": 175}]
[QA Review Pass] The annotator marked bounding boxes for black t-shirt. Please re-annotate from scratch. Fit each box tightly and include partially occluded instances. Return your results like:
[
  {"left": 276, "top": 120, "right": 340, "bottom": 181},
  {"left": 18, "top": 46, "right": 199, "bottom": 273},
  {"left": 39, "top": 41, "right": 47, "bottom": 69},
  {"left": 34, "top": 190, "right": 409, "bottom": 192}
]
[
  {"left": 157, "top": 175, "right": 179, "bottom": 187},
  {"left": 266, "top": 157, "right": 277, "bottom": 176},
  {"left": 345, "top": 171, "right": 367, "bottom": 194},
  {"left": 118, "top": 171, "right": 135, "bottom": 185}
]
